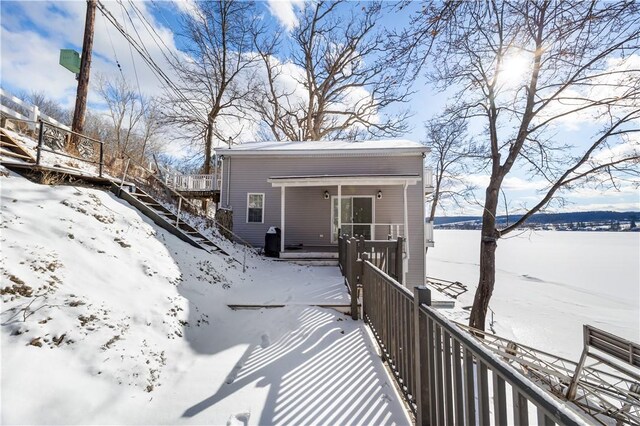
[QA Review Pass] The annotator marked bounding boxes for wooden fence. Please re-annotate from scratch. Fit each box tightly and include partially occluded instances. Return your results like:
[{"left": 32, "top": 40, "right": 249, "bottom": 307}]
[
  {"left": 359, "top": 259, "right": 583, "bottom": 426},
  {"left": 1, "top": 88, "right": 70, "bottom": 131},
  {"left": 338, "top": 235, "right": 404, "bottom": 320}
]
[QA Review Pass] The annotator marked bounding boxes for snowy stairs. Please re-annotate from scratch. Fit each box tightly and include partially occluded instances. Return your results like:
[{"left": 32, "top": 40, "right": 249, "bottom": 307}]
[
  {"left": 0, "top": 128, "right": 36, "bottom": 164},
  {"left": 111, "top": 183, "right": 230, "bottom": 257}
]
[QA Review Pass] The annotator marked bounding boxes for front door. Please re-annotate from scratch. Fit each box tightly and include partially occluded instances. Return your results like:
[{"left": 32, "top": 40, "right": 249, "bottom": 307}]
[{"left": 332, "top": 196, "right": 373, "bottom": 242}]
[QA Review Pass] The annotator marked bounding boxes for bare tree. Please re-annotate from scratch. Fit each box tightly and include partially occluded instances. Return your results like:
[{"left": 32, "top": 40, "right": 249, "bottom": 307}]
[
  {"left": 163, "top": 0, "right": 257, "bottom": 172},
  {"left": 424, "top": 113, "right": 479, "bottom": 223},
  {"left": 138, "top": 97, "right": 164, "bottom": 161},
  {"left": 252, "top": 0, "right": 409, "bottom": 141},
  {"left": 26, "top": 91, "right": 72, "bottom": 125},
  {"left": 95, "top": 74, "right": 164, "bottom": 163},
  {"left": 396, "top": 1, "right": 640, "bottom": 330},
  {"left": 95, "top": 74, "right": 144, "bottom": 158}
]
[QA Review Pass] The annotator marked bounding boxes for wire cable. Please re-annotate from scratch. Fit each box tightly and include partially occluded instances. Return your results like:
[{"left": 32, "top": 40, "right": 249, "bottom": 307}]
[
  {"left": 101, "top": 7, "right": 125, "bottom": 78},
  {"left": 118, "top": 0, "right": 147, "bottom": 121},
  {"left": 95, "top": 0, "right": 206, "bottom": 121}
]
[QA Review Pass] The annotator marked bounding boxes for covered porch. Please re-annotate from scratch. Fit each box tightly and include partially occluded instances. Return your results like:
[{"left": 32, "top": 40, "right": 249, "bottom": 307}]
[{"left": 267, "top": 174, "right": 420, "bottom": 260}]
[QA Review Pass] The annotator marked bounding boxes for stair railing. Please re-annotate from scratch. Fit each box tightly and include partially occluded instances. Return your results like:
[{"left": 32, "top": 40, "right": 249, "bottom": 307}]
[{"left": 118, "top": 153, "right": 260, "bottom": 258}]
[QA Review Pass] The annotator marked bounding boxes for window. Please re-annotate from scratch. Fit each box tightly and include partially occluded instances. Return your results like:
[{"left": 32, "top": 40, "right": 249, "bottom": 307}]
[{"left": 247, "top": 193, "right": 264, "bottom": 223}]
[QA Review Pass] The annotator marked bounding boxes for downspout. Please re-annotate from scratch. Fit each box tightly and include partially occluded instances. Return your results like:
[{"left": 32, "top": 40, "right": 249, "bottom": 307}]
[
  {"left": 226, "top": 157, "right": 231, "bottom": 207},
  {"left": 403, "top": 181, "right": 409, "bottom": 285},
  {"left": 421, "top": 154, "right": 427, "bottom": 280},
  {"left": 337, "top": 184, "right": 342, "bottom": 240}
]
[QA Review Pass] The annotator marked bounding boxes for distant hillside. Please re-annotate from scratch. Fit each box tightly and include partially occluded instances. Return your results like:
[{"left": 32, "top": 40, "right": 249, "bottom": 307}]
[{"left": 434, "top": 211, "right": 640, "bottom": 226}]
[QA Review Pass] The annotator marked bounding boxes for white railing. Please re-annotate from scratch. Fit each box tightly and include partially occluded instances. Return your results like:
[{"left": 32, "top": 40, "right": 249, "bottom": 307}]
[
  {"left": 424, "top": 168, "right": 434, "bottom": 193},
  {"left": 165, "top": 173, "right": 218, "bottom": 192},
  {"left": 0, "top": 88, "right": 71, "bottom": 131},
  {"left": 426, "top": 221, "right": 434, "bottom": 247}
]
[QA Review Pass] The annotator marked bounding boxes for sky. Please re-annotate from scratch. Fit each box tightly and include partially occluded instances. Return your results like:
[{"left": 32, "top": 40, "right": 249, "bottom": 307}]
[{"left": 0, "top": 0, "right": 638, "bottom": 216}]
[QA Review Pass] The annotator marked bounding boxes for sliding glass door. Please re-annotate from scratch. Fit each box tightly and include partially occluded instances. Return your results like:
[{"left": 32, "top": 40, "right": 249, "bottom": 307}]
[{"left": 332, "top": 196, "right": 373, "bottom": 242}]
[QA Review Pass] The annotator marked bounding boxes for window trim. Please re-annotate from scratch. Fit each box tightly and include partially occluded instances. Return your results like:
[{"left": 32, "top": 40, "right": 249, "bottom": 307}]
[{"left": 246, "top": 192, "right": 265, "bottom": 224}]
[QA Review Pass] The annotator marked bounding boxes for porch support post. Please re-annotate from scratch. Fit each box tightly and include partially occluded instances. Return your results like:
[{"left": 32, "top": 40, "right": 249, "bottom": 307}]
[
  {"left": 281, "top": 186, "right": 285, "bottom": 253},
  {"left": 403, "top": 181, "right": 409, "bottom": 284},
  {"left": 337, "top": 184, "right": 342, "bottom": 237}
]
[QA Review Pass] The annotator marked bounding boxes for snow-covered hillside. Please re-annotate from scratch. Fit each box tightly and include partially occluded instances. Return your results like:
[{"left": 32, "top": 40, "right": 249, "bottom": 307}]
[
  {"left": 429, "top": 229, "right": 640, "bottom": 360},
  {"left": 0, "top": 169, "right": 409, "bottom": 425}
]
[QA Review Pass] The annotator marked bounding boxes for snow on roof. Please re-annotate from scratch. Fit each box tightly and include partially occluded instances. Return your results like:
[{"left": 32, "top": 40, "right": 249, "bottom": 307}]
[{"left": 220, "top": 139, "right": 428, "bottom": 156}]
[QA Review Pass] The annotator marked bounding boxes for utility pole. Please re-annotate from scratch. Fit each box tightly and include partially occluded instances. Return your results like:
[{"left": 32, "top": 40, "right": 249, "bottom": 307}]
[{"left": 71, "top": 0, "right": 96, "bottom": 136}]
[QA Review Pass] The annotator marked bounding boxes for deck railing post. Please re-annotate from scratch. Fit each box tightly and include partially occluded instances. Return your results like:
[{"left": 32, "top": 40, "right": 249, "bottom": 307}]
[
  {"left": 348, "top": 237, "right": 358, "bottom": 320},
  {"left": 357, "top": 234, "right": 365, "bottom": 258},
  {"left": 176, "top": 197, "right": 182, "bottom": 228},
  {"left": 351, "top": 253, "right": 369, "bottom": 320},
  {"left": 414, "top": 286, "right": 432, "bottom": 426},
  {"left": 396, "top": 236, "right": 404, "bottom": 284},
  {"left": 35, "top": 120, "right": 44, "bottom": 166},
  {"left": 98, "top": 141, "right": 104, "bottom": 177}
]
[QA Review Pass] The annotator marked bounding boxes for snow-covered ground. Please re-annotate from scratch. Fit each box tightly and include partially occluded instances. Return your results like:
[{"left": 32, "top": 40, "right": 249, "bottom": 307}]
[
  {"left": 0, "top": 169, "right": 410, "bottom": 425},
  {"left": 429, "top": 229, "right": 640, "bottom": 360}
]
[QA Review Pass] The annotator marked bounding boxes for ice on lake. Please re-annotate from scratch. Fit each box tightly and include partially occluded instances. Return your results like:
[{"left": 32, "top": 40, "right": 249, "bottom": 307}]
[{"left": 427, "top": 230, "right": 640, "bottom": 360}]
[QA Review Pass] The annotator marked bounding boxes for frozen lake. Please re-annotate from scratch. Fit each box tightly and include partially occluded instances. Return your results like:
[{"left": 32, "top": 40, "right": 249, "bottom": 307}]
[{"left": 428, "top": 230, "right": 640, "bottom": 359}]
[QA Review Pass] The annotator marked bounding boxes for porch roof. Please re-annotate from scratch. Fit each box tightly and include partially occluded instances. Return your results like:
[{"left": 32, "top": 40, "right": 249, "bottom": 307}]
[{"left": 267, "top": 174, "right": 420, "bottom": 187}]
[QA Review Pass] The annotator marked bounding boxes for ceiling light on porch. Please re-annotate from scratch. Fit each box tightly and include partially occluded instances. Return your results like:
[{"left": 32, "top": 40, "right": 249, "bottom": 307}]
[
  {"left": 324, "top": 190, "right": 330, "bottom": 199},
  {"left": 377, "top": 190, "right": 383, "bottom": 199}
]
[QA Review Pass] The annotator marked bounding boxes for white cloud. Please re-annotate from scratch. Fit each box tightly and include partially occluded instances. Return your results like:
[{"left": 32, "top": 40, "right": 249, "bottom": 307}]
[
  {"left": 171, "top": 0, "right": 200, "bottom": 18},
  {"left": 1, "top": 1, "right": 179, "bottom": 107},
  {"left": 535, "top": 54, "right": 640, "bottom": 132},
  {"left": 559, "top": 201, "right": 640, "bottom": 212},
  {"left": 266, "top": 0, "right": 304, "bottom": 31}
]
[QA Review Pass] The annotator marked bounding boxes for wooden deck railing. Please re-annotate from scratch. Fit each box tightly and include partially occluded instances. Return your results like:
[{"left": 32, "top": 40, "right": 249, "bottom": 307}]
[
  {"left": 424, "top": 168, "right": 434, "bottom": 192},
  {"left": 165, "top": 173, "right": 218, "bottom": 192},
  {"left": 1, "top": 88, "right": 71, "bottom": 131},
  {"left": 360, "top": 260, "right": 583, "bottom": 426},
  {"left": 338, "top": 235, "right": 404, "bottom": 320}
]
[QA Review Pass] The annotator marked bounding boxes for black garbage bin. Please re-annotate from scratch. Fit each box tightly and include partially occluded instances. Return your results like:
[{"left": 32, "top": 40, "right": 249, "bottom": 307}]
[{"left": 264, "top": 227, "right": 281, "bottom": 257}]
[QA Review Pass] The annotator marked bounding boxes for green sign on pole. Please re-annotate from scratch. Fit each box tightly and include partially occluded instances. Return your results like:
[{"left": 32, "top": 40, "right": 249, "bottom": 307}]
[{"left": 59, "top": 49, "right": 81, "bottom": 74}]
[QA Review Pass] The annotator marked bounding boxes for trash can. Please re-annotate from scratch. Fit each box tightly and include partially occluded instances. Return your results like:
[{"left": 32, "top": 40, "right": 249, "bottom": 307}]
[{"left": 264, "top": 227, "right": 281, "bottom": 257}]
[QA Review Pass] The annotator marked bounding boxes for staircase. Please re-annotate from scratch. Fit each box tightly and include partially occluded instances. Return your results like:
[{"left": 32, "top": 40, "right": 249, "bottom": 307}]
[
  {"left": 111, "top": 182, "right": 231, "bottom": 257},
  {"left": 0, "top": 128, "right": 36, "bottom": 164}
]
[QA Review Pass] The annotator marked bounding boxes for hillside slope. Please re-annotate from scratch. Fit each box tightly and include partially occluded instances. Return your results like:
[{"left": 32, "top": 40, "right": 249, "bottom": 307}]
[{"left": 0, "top": 169, "right": 408, "bottom": 425}]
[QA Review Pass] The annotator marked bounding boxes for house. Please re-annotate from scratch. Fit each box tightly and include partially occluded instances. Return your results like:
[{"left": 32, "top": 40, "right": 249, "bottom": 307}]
[{"left": 219, "top": 140, "right": 434, "bottom": 287}]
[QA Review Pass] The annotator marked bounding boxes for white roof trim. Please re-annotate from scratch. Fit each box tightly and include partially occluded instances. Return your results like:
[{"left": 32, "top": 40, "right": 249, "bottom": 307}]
[
  {"left": 268, "top": 174, "right": 420, "bottom": 187},
  {"left": 219, "top": 139, "right": 428, "bottom": 157},
  {"left": 222, "top": 149, "right": 426, "bottom": 157}
]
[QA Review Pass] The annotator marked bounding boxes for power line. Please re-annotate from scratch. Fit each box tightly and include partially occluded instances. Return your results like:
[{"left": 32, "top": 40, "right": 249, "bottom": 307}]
[
  {"left": 95, "top": 0, "right": 206, "bottom": 121},
  {"left": 101, "top": 8, "right": 125, "bottom": 78},
  {"left": 125, "top": 0, "right": 193, "bottom": 95},
  {"left": 117, "top": 0, "right": 146, "bottom": 122}
]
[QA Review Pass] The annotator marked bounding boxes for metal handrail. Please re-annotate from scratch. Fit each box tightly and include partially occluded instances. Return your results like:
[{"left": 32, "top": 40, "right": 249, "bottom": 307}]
[
  {"left": 41, "top": 120, "right": 102, "bottom": 145},
  {"left": 419, "top": 298, "right": 584, "bottom": 425},
  {"left": 122, "top": 155, "right": 259, "bottom": 255},
  {"left": 360, "top": 259, "right": 585, "bottom": 425}
]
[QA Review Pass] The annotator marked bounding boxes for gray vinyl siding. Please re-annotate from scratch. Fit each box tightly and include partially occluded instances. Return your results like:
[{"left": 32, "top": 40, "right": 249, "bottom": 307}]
[{"left": 221, "top": 154, "right": 426, "bottom": 287}]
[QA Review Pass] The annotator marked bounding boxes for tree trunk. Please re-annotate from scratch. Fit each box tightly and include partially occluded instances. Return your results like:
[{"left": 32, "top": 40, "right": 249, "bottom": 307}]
[
  {"left": 469, "top": 183, "right": 500, "bottom": 332},
  {"left": 202, "top": 118, "right": 214, "bottom": 211}
]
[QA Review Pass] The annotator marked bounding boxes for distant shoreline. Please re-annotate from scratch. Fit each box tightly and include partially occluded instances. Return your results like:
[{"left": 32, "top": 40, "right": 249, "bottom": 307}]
[{"left": 431, "top": 210, "right": 640, "bottom": 232}]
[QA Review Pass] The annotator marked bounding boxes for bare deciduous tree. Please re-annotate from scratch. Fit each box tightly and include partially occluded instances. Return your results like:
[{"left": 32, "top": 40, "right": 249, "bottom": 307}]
[
  {"left": 96, "top": 74, "right": 144, "bottom": 157},
  {"left": 252, "top": 0, "right": 409, "bottom": 141},
  {"left": 95, "top": 74, "right": 164, "bottom": 162},
  {"left": 396, "top": 0, "right": 640, "bottom": 331},
  {"left": 163, "top": 0, "right": 257, "bottom": 173},
  {"left": 424, "top": 113, "right": 479, "bottom": 223}
]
